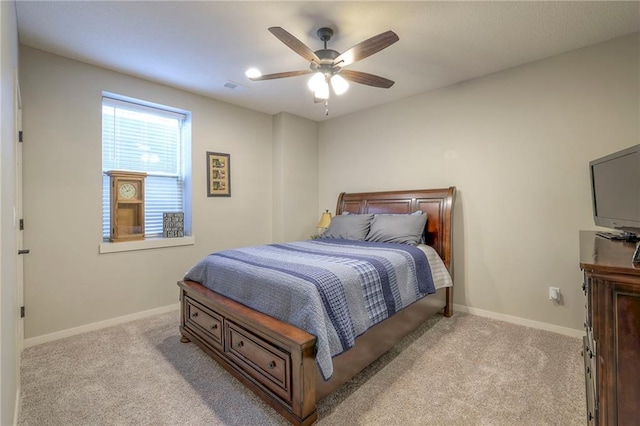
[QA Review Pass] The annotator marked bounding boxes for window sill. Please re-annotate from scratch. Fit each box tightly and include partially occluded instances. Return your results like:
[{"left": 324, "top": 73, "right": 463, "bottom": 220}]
[{"left": 99, "top": 236, "right": 195, "bottom": 254}]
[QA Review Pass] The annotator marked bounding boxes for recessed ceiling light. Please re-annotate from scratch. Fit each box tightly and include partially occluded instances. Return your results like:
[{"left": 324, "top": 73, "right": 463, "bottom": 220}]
[{"left": 245, "top": 68, "right": 262, "bottom": 79}]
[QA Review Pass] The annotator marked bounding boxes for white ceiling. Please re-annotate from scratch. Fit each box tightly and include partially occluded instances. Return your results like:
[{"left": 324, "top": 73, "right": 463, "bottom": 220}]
[{"left": 15, "top": 1, "right": 640, "bottom": 122}]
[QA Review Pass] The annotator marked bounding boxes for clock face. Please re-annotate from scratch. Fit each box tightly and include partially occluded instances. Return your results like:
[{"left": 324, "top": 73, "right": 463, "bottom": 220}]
[{"left": 118, "top": 182, "right": 137, "bottom": 200}]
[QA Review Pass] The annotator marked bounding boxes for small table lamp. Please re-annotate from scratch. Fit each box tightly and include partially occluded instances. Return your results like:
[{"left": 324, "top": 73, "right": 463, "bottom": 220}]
[{"left": 316, "top": 210, "right": 332, "bottom": 235}]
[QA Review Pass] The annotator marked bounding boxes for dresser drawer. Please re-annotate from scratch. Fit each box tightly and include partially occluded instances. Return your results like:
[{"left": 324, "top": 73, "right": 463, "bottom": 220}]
[
  {"left": 225, "top": 321, "right": 291, "bottom": 402},
  {"left": 185, "top": 297, "right": 223, "bottom": 351}
]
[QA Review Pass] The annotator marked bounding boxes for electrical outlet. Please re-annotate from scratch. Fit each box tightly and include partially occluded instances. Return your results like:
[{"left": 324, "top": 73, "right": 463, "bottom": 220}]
[{"left": 549, "top": 287, "right": 560, "bottom": 301}]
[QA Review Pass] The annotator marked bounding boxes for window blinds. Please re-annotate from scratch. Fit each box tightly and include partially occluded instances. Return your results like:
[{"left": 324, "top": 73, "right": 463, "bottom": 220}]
[{"left": 102, "top": 97, "right": 186, "bottom": 238}]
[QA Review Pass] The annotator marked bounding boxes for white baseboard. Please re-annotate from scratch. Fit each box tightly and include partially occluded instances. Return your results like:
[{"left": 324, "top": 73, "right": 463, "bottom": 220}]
[
  {"left": 453, "top": 303, "right": 584, "bottom": 338},
  {"left": 14, "top": 385, "right": 20, "bottom": 426},
  {"left": 23, "top": 303, "right": 180, "bottom": 348}
]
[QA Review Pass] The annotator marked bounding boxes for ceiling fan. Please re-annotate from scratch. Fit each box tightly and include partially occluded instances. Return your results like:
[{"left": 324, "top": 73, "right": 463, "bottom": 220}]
[{"left": 247, "top": 26, "right": 399, "bottom": 107}]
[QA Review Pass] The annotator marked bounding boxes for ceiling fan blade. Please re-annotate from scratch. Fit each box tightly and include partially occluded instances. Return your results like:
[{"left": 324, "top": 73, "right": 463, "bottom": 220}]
[
  {"left": 268, "top": 27, "right": 321, "bottom": 64},
  {"left": 339, "top": 69, "right": 395, "bottom": 88},
  {"left": 249, "top": 70, "right": 312, "bottom": 81},
  {"left": 334, "top": 30, "right": 399, "bottom": 68}
]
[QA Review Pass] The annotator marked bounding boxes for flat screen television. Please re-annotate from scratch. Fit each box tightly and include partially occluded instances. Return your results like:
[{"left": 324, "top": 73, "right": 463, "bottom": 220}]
[{"left": 590, "top": 144, "right": 640, "bottom": 241}]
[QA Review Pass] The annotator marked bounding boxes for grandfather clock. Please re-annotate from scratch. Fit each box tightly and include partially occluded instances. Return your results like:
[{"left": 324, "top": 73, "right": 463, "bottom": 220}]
[{"left": 107, "top": 171, "right": 146, "bottom": 242}]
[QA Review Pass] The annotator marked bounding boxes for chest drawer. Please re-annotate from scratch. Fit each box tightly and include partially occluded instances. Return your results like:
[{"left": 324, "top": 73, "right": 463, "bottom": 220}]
[
  {"left": 185, "top": 297, "right": 223, "bottom": 351},
  {"left": 225, "top": 321, "right": 291, "bottom": 403}
]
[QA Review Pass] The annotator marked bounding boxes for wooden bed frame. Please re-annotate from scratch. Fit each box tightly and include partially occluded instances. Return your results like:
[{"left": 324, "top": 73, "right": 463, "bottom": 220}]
[{"left": 178, "top": 187, "right": 455, "bottom": 425}]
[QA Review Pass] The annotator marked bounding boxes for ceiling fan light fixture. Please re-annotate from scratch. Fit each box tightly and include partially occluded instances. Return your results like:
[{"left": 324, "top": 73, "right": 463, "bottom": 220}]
[
  {"left": 307, "top": 72, "right": 325, "bottom": 92},
  {"left": 330, "top": 74, "right": 349, "bottom": 95},
  {"left": 254, "top": 26, "right": 398, "bottom": 109},
  {"left": 315, "top": 81, "right": 330, "bottom": 100}
]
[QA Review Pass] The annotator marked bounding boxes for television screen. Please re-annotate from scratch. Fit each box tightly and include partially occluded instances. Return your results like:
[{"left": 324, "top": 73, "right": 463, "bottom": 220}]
[{"left": 590, "top": 144, "right": 640, "bottom": 240}]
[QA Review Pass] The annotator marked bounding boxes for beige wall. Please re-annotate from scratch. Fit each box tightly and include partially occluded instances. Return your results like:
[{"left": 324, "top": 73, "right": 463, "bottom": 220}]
[
  {"left": 318, "top": 33, "right": 640, "bottom": 331},
  {"left": 19, "top": 47, "right": 279, "bottom": 339},
  {"left": 1, "top": 1, "right": 19, "bottom": 423},
  {"left": 272, "top": 112, "right": 319, "bottom": 242}
]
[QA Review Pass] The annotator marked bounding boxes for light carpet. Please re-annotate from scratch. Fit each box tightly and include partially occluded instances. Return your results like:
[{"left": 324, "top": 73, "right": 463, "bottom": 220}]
[{"left": 18, "top": 311, "right": 585, "bottom": 425}]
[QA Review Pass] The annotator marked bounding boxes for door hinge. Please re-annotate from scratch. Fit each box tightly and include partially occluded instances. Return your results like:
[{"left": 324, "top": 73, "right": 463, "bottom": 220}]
[
  {"left": 18, "top": 131, "right": 23, "bottom": 143},
  {"left": 19, "top": 219, "right": 24, "bottom": 230},
  {"left": 20, "top": 306, "right": 25, "bottom": 318}
]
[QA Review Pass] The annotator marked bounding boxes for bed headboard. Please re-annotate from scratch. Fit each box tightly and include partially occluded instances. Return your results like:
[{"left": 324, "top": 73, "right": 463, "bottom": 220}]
[{"left": 335, "top": 187, "right": 456, "bottom": 270}]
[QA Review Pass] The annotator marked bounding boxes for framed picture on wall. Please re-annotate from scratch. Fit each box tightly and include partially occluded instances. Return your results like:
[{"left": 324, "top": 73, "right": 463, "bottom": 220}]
[{"left": 206, "top": 151, "right": 231, "bottom": 197}]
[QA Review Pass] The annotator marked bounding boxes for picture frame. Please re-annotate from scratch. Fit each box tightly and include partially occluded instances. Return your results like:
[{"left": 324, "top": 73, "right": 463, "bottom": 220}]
[{"left": 206, "top": 152, "right": 231, "bottom": 197}]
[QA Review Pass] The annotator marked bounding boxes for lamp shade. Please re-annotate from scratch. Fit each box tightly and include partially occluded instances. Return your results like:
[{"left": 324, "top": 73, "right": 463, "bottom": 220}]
[
  {"left": 317, "top": 210, "right": 332, "bottom": 228},
  {"left": 330, "top": 74, "right": 349, "bottom": 95},
  {"left": 308, "top": 72, "right": 325, "bottom": 92},
  {"left": 315, "top": 81, "right": 330, "bottom": 100}
]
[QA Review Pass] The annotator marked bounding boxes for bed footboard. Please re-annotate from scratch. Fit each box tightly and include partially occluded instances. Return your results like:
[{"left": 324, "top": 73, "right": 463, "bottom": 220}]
[
  {"left": 178, "top": 280, "right": 318, "bottom": 426},
  {"left": 179, "top": 280, "right": 451, "bottom": 425}
]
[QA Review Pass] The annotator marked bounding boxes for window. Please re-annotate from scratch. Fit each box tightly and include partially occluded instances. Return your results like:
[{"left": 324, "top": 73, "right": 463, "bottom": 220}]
[{"left": 102, "top": 95, "right": 190, "bottom": 240}]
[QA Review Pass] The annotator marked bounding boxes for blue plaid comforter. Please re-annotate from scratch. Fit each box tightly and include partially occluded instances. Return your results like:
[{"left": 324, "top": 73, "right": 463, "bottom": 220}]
[{"left": 184, "top": 239, "right": 435, "bottom": 380}]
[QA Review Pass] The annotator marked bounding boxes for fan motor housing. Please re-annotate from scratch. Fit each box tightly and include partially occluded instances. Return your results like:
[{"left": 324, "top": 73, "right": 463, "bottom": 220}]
[
  {"left": 317, "top": 27, "right": 334, "bottom": 42},
  {"left": 312, "top": 27, "right": 340, "bottom": 68},
  {"left": 314, "top": 49, "right": 339, "bottom": 60}
]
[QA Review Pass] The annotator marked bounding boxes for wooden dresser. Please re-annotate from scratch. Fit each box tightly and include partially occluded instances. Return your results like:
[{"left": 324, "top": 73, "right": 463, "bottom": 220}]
[{"left": 580, "top": 231, "right": 640, "bottom": 425}]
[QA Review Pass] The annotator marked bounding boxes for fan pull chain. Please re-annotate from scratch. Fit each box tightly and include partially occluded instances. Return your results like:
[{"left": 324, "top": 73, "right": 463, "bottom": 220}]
[{"left": 325, "top": 99, "right": 329, "bottom": 116}]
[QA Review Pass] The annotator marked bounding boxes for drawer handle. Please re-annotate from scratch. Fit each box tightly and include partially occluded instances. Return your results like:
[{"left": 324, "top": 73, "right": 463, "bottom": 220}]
[
  {"left": 211, "top": 324, "right": 218, "bottom": 330},
  {"left": 267, "top": 361, "right": 276, "bottom": 369},
  {"left": 191, "top": 311, "right": 198, "bottom": 318},
  {"left": 236, "top": 340, "right": 244, "bottom": 348}
]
